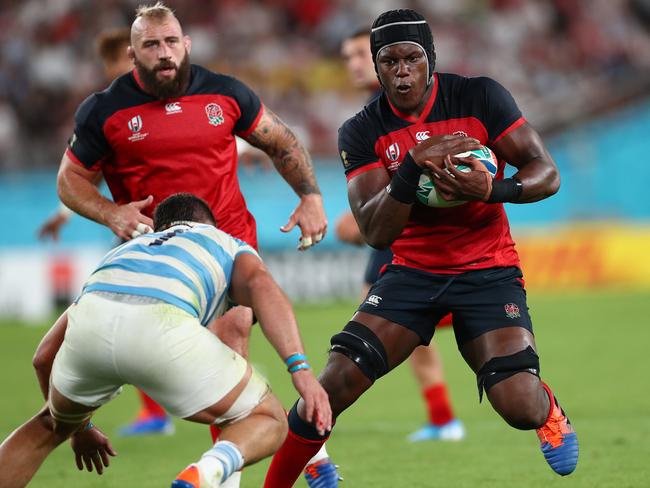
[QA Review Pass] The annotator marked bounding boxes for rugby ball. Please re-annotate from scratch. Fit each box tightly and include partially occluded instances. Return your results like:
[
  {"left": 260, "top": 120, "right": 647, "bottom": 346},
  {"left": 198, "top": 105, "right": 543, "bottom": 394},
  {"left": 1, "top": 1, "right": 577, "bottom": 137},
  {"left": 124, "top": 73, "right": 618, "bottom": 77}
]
[{"left": 416, "top": 145, "right": 497, "bottom": 207}]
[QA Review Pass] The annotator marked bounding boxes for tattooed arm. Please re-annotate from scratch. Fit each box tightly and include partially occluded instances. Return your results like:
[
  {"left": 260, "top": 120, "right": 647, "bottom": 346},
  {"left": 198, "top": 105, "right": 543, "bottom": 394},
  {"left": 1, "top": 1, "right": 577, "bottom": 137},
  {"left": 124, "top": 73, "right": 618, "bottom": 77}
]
[{"left": 245, "top": 105, "right": 327, "bottom": 249}]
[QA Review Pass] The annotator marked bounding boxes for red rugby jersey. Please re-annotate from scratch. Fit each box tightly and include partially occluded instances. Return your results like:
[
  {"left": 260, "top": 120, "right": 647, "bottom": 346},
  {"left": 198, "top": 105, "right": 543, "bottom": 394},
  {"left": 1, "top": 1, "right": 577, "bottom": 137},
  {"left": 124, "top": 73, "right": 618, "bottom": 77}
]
[
  {"left": 338, "top": 73, "right": 526, "bottom": 274},
  {"left": 66, "top": 65, "right": 262, "bottom": 248}
]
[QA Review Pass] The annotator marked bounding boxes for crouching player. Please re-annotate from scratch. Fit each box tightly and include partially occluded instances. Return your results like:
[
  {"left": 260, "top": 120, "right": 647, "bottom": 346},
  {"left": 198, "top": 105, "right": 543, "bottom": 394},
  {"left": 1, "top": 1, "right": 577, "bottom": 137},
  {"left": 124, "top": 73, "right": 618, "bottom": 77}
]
[{"left": 0, "top": 193, "right": 331, "bottom": 488}]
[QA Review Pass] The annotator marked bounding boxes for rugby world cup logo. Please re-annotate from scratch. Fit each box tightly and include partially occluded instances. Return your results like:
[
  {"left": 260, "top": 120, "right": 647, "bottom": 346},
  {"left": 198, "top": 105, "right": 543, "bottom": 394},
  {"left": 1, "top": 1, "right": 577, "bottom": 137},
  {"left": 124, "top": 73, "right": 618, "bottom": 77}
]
[
  {"left": 205, "top": 103, "right": 224, "bottom": 126},
  {"left": 386, "top": 142, "right": 400, "bottom": 162},
  {"left": 128, "top": 115, "right": 143, "bottom": 132}
]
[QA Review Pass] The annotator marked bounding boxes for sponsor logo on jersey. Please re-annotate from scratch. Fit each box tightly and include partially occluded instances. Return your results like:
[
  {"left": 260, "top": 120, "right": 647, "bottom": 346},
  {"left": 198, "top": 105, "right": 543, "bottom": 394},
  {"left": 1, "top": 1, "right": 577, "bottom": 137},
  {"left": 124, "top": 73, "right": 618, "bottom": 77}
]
[
  {"left": 504, "top": 303, "right": 521, "bottom": 319},
  {"left": 128, "top": 115, "right": 143, "bottom": 132},
  {"left": 165, "top": 102, "right": 182, "bottom": 114},
  {"left": 386, "top": 142, "right": 400, "bottom": 162},
  {"left": 365, "top": 295, "right": 382, "bottom": 307},
  {"left": 415, "top": 130, "right": 430, "bottom": 141},
  {"left": 205, "top": 103, "right": 224, "bottom": 126},
  {"left": 453, "top": 130, "right": 468, "bottom": 137},
  {"left": 127, "top": 115, "right": 148, "bottom": 142}
]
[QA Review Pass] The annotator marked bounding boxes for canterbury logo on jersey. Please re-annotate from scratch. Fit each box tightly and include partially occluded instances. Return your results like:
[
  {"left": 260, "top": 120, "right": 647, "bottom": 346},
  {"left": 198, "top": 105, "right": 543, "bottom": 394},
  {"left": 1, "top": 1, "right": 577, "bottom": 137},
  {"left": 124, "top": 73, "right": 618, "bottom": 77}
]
[
  {"left": 415, "top": 131, "right": 430, "bottom": 141},
  {"left": 165, "top": 102, "right": 182, "bottom": 114},
  {"left": 365, "top": 295, "right": 382, "bottom": 306}
]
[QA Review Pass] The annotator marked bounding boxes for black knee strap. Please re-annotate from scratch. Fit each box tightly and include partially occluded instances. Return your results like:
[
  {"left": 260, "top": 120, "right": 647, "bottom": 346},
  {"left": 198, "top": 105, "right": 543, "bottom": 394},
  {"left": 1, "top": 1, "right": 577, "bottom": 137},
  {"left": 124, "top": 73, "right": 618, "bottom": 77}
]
[
  {"left": 477, "top": 346, "right": 540, "bottom": 402},
  {"left": 287, "top": 401, "right": 330, "bottom": 441},
  {"left": 330, "top": 321, "right": 389, "bottom": 382}
]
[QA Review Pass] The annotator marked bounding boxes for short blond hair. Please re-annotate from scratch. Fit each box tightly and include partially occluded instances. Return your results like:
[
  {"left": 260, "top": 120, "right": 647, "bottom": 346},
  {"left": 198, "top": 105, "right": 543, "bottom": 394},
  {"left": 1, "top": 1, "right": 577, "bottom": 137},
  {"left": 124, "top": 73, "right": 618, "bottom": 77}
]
[{"left": 135, "top": 1, "right": 175, "bottom": 21}]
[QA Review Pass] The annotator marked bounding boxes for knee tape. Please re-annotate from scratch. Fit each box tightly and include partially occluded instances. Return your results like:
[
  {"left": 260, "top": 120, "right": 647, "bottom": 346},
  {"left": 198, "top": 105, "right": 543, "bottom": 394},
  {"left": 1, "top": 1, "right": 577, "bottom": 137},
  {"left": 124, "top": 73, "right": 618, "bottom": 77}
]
[
  {"left": 330, "top": 321, "right": 389, "bottom": 382},
  {"left": 47, "top": 399, "right": 94, "bottom": 426},
  {"left": 476, "top": 345, "right": 540, "bottom": 402}
]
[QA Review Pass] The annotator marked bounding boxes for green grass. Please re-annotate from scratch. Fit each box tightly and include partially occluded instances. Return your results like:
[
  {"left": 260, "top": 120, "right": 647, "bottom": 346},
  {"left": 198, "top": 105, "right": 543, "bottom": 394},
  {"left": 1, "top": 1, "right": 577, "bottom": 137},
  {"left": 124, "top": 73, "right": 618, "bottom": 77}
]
[{"left": 1, "top": 289, "right": 650, "bottom": 487}]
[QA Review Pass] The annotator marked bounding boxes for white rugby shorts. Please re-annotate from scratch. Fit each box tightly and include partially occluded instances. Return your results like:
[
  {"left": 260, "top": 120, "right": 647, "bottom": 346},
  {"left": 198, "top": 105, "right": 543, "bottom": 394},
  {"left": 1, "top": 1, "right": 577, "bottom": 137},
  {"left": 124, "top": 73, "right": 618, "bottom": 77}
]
[{"left": 51, "top": 292, "right": 269, "bottom": 420}]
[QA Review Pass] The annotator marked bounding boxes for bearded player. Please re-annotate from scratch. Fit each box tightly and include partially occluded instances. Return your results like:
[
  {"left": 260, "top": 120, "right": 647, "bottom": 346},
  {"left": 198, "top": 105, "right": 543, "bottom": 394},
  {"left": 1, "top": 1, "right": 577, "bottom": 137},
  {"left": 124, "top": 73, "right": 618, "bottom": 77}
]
[{"left": 39, "top": 2, "right": 332, "bottom": 485}]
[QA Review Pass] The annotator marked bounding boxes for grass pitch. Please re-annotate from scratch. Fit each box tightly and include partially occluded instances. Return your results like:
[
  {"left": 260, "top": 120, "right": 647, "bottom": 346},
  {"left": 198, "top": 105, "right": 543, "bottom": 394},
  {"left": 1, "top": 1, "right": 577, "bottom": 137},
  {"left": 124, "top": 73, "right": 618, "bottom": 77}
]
[{"left": 1, "top": 289, "right": 649, "bottom": 487}]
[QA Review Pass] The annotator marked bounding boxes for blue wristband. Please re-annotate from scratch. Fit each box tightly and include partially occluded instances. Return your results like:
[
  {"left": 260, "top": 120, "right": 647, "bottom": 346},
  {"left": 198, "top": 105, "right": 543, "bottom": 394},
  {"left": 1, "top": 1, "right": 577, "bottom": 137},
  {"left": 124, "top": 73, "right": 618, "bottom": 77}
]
[
  {"left": 285, "top": 353, "right": 307, "bottom": 367},
  {"left": 81, "top": 420, "right": 94, "bottom": 431},
  {"left": 288, "top": 362, "right": 311, "bottom": 373}
]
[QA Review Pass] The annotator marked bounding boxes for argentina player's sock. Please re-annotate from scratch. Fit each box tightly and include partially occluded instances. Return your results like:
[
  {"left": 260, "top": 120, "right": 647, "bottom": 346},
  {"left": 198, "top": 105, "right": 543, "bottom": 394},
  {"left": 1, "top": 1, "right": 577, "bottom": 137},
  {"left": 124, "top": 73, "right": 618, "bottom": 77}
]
[{"left": 200, "top": 440, "right": 244, "bottom": 484}]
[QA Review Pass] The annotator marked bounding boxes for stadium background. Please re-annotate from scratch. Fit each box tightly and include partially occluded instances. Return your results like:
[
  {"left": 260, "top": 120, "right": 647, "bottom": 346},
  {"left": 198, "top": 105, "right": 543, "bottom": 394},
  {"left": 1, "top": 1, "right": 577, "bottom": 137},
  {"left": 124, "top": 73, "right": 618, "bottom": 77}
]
[{"left": 1, "top": 0, "right": 649, "bottom": 486}]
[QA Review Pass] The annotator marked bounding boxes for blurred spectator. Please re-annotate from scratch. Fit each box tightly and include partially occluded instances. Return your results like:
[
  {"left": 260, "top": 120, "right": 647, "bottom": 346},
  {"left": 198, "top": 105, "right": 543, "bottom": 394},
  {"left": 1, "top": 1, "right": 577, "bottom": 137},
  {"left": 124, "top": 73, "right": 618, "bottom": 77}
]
[{"left": 1, "top": 0, "right": 650, "bottom": 170}]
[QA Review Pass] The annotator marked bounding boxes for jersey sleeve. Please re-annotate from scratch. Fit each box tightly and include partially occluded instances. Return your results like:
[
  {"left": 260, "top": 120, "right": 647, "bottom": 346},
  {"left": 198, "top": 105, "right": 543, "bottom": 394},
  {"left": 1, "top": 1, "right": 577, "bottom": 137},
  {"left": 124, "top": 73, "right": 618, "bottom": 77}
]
[
  {"left": 229, "top": 78, "right": 262, "bottom": 136},
  {"left": 338, "top": 115, "right": 380, "bottom": 177},
  {"left": 67, "top": 94, "right": 111, "bottom": 169},
  {"left": 471, "top": 77, "right": 524, "bottom": 143},
  {"left": 233, "top": 238, "right": 260, "bottom": 259}
]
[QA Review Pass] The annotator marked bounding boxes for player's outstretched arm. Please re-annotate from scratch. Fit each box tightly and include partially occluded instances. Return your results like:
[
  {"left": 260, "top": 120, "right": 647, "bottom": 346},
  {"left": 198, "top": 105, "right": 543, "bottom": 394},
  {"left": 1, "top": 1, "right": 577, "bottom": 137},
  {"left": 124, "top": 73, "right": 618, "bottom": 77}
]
[
  {"left": 491, "top": 122, "right": 560, "bottom": 203},
  {"left": 230, "top": 252, "right": 332, "bottom": 434},
  {"left": 244, "top": 106, "right": 327, "bottom": 250},
  {"left": 57, "top": 153, "right": 153, "bottom": 240}
]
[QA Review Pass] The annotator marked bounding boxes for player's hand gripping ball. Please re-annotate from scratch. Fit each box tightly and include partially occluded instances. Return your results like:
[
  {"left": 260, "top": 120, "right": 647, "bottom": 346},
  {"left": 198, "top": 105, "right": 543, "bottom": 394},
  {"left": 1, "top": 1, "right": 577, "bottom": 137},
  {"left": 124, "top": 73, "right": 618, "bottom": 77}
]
[{"left": 416, "top": 145, "right": 497, "bottom": 207}]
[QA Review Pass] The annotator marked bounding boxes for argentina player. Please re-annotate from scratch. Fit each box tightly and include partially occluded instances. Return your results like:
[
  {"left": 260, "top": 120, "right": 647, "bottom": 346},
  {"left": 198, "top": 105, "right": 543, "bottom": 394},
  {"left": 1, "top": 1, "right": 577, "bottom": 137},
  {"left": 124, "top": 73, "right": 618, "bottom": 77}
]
[{"left": 0, "top": 193, "right": 331, "bottom": 488}]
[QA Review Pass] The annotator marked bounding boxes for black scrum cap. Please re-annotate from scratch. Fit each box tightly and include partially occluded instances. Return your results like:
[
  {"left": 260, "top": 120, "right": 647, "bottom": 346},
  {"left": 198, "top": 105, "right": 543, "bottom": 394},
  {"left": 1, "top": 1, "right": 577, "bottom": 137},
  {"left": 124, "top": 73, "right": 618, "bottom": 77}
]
[{"left": 370, "top": 9, "right": 435, "bottom": 81}]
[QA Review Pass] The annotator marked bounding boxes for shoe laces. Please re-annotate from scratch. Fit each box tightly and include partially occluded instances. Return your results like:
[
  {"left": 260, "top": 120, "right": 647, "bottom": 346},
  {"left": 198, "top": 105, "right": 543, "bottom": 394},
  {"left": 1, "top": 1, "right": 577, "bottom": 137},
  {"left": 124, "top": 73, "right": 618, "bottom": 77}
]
[
  {"left": 537, "top": 397, "right": 572, "bottom": 448},
  {"left": 304, "top": 459, "right": 341, "bottom": 481}
]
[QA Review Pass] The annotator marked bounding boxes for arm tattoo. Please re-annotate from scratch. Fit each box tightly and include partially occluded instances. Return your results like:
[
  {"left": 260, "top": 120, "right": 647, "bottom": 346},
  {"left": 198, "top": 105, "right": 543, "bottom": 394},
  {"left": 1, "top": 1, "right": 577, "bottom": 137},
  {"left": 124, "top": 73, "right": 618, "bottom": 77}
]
[{"left": 245, "top": 107, "right": 320, "bottom": 196}]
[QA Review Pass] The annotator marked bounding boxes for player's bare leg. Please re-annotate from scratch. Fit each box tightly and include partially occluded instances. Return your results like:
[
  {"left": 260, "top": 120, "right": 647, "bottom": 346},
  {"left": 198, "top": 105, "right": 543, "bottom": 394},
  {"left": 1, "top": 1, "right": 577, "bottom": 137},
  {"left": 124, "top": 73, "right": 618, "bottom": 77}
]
[
  {"left": 460, "top": 327, "right": 547, "bottom": 428},
  {"left": 0, "top": 407, "right": 68, "bottom": 488},
  {"left": 173, "top": 369, "right": 288, "bottom": 488},
  {"left": 460, "top": 327, "right": 578, "bottom": 475},
  {"left": 264, "top": 312, "right": 422, "bottom": 488},
  {"left": 407, "top": 344, "right": 465, "bottom": 441},
  {"left": 206, "top": 304, "right": 256, "bottom": 485},
  {"left": 0, "top": 387, "right": 114, "bottom": 488},
  {"left": 208, "top": 306, "right": 254, "bottom": 358}
]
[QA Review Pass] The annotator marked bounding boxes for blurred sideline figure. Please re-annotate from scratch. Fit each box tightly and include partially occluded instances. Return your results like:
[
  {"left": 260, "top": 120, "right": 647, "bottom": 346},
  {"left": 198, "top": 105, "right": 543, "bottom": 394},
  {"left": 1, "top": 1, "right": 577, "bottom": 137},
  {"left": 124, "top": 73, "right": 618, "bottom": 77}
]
[
  {"left": 0, "top": 193, "right": 331, "bottom": 488},
  {"left": 37, "top": 28, "right": 132, "bottom": 243},
  {"left": 264, "top": 9, "right": 578, "bottom": 486},
  {"left": 42, "top": 2, "right": 332, "bottom": 486},
  {"left": 36, "top": 25, "right": 176, "bottom": 439},
  {"left": 333, "top": 27, "right": 464, "bottom": 445}
]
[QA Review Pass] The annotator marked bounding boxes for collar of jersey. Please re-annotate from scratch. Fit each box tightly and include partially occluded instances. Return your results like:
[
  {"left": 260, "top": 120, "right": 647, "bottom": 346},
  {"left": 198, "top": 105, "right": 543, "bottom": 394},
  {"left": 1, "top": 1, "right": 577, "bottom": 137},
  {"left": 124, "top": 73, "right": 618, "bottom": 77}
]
[{"left": 386, "top": 72, "right": 438, "bottom": 124}]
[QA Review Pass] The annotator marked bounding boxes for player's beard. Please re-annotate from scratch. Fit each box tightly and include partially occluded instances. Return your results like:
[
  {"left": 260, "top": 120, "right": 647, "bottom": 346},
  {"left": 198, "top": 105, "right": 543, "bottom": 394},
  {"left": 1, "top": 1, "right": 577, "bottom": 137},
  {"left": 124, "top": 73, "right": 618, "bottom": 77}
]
[{"left": 135, "top": 50, "right": 191, "bottom": 100}]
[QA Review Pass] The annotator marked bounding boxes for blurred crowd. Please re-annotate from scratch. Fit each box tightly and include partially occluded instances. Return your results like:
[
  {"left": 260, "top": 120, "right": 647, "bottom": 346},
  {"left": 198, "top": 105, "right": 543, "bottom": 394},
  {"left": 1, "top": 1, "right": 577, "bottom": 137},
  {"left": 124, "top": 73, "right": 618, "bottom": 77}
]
[{"left": 1, "top": 0, "right": 650, "bottom": 170}]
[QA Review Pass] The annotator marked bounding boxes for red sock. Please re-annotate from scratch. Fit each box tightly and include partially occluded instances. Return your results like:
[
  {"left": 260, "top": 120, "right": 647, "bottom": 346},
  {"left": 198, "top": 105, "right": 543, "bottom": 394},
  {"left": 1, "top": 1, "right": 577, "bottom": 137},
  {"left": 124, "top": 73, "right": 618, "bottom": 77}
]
[
  {"left": 209, "top": 425, "right": 222, "bottom": 443},
  {"left": 263, "top": 429, "right": 327, "bottom": 488},
  {"left": 138, "top": 390, "right": 166, "bottom": 417},
  {"left": 424, "top": 383, "right": 454, "bottom": 426}
]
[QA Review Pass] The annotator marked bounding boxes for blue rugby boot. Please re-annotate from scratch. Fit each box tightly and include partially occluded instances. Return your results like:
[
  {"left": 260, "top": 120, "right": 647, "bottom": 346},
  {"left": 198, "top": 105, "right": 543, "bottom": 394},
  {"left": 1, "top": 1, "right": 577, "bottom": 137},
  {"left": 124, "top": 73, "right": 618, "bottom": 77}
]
[
  {"left": 304, "top": 458, "right": 342, "bottom": 488},
  {"left": 536, "top": 383, "right": 578, "bottom": 476}
]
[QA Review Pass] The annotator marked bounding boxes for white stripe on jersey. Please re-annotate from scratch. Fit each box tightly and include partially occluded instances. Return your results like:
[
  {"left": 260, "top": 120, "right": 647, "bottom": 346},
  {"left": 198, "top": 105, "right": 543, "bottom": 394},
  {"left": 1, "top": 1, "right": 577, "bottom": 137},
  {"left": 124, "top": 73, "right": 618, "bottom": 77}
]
[{"left": 81, "top": 223, "right": 259, "bottom": 326}]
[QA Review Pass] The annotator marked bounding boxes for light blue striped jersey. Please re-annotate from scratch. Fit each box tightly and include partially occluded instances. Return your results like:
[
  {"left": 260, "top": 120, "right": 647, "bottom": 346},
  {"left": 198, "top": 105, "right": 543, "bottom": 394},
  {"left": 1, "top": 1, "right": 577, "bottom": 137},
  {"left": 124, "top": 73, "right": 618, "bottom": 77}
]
[{"left": 80, "top": 223, "right": 259, "bottom": 326}]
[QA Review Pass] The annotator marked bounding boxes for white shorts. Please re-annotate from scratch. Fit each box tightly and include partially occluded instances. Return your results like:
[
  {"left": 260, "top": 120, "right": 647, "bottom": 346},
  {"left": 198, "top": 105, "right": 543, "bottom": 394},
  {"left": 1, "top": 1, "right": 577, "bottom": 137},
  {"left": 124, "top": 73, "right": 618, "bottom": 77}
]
[{"left": 51, "top": 292, "right": 269, "bottom": 420}]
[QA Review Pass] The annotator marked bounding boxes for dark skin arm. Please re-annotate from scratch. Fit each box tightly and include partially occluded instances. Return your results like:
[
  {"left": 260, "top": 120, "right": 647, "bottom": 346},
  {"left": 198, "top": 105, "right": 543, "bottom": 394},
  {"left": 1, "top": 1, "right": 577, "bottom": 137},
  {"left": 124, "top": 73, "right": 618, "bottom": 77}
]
[
  {"left": 428, "top": 123, "right": 560, "bottom": 203},
  {"left": 348, "top": 135, "right": 481, "bottom": 249}
]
